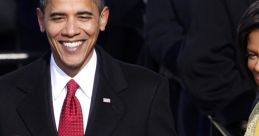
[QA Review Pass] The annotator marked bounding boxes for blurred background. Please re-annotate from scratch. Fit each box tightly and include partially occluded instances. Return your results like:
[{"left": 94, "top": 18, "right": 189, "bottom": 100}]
[{"left": 0, "top": 0, "right": 49, "bottom": 75}]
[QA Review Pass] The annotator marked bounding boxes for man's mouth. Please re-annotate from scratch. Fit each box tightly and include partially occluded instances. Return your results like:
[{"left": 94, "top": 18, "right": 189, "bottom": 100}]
[{"left": 62, "top": 41, "right": 83, "bottom": 48}]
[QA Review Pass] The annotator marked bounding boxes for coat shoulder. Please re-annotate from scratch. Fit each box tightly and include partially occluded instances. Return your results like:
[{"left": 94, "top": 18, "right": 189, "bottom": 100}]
[
  {"left": 118, "top": 60, "right": 168, "bottom": 86},
  {"left": 0, "top": 56, "right": 49, "bottom": 90}
]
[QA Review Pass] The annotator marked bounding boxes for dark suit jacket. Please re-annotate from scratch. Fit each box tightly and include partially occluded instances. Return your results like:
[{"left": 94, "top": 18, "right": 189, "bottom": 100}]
[
  {"left": 97, "top": 0, "right": 145, "bottom": 64},
  {"left": 177, "top": 0, "right": 256, "bottom": 125},
  {"left": 105, "top": 0, "right": 145, "bottom": 29},
  {"left": 146, "top": 0, "right": 256, "bottom": 128},
  {"left": 145, "top": 0, "right": 189, "bottom": 74},
  {"left": 0, "top": 47, "right": 176, "bottom": 136}
]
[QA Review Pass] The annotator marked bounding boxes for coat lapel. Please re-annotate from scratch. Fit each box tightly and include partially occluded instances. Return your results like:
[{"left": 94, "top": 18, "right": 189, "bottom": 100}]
[
  {"left": 86, "top": 47, "right": 127, "bottom": 136},
  {"left": 16, "top": 54, "right": 57, "bottom": 136}
]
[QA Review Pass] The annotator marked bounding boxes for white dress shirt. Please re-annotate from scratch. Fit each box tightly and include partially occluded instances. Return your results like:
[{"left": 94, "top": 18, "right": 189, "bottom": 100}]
[{"left": 50, "top": 50, "right": 97, "bottom": 132}]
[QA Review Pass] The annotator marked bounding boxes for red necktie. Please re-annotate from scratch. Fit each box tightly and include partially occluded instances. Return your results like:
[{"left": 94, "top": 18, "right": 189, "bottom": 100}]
[{"left": 58, "top": 79, "right": 84, "bottom": 136}]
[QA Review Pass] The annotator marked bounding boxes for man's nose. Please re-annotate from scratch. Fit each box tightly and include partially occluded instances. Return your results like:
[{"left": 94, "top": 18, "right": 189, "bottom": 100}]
[{"left": 62, "top": 19, "right": 80, "bottom": 37}]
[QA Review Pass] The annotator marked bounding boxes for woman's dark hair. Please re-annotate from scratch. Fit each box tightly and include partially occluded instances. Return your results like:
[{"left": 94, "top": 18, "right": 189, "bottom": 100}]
[
  {"left": 39, "top": 0, "right": 106, "bottom": 12},
  {"left": 237, "top": 0, "right": 259, "bottom": 87}
]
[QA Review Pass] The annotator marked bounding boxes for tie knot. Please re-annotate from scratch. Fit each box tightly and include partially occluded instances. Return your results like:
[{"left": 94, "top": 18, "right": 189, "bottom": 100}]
[{"left": 67, "top": 79, "right": 79, "bottom": 96}]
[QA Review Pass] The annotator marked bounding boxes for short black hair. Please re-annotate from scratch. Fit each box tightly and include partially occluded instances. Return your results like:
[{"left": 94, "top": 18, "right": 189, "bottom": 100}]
[
  {"left": 237, "top": 0, "right": 259, "bottom": 87},
  {"left": 39, "top": 0, "right": 106, "bottom": 12}
]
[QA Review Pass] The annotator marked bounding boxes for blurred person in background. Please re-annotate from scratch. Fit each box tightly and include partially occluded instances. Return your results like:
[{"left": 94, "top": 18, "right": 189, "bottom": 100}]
[
  {"left": 178, "top": 0, "right": 256, "bottom": 135},
  {"left": 143, "top": 0, "right": 257, "bottom": 135},
  {"left": 142, "top": 0, "right": 208, "bottom": 135},
  {"left": 97, "top": 0, "right": 145, "bottom": 64}
]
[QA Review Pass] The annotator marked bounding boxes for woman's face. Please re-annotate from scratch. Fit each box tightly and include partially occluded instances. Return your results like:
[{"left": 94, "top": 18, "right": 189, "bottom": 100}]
[{"left": 247, "top": 29, "right": 259, "bottom": 86}]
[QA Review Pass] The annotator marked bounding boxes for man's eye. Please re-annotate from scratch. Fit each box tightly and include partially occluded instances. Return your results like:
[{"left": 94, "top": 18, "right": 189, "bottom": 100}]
[
  {"left": 51, "top": 16, "right": 64, "bottom": 22},
  {"left": 78, "top": 16, "right": 91, "bottom": 21},
  {"left": 248, "top": 53, "right": 258, "bottom": 60}
]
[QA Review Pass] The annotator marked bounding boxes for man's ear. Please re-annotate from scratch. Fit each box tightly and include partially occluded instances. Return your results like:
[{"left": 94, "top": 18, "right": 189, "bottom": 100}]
[
  {"left": 99, "top": 6, "right": 109, "bottom": 31},
  {"left": 36, "top": 8, "right": 45, "bottom": 32}
]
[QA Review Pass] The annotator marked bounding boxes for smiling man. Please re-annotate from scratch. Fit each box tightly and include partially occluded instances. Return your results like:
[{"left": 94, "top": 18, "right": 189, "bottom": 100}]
[
  {"left": 37, "top": 0, "right": 108, "bottom": 77},
  {"left": 0, "top": 0, "right": 177, "bottom": 135}
]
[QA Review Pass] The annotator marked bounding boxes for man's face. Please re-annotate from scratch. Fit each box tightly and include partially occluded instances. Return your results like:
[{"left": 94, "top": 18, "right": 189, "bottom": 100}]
[{"left": 37, "top": 0, "right": 109, "bottom": 76}]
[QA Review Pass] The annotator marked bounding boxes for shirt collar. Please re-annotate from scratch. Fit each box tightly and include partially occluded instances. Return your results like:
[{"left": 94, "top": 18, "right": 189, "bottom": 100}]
[{"left": 50, "top": 50, "right": 97, "bottom": 100}]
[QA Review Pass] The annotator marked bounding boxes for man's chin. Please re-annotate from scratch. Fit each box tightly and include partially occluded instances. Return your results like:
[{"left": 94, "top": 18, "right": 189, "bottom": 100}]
[{"left": 66, "top": 63, "right": 82, "bottom": 70}]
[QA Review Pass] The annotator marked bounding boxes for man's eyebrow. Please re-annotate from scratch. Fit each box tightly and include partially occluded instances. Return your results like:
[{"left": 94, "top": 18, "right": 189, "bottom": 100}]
[
  {"left": 50, "top": 12, "right": 66, "bottom": 17},
  {"left": 247, "top": 49, "right": 257, "bottom": 53},
  {"left": 77, "top": 11, "right": 93, "bottom": 16}
]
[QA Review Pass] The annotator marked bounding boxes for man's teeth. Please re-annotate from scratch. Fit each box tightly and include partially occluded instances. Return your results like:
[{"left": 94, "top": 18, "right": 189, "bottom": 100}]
[{"left": 63, "top": 41, "right": 82, "bottom": 48}]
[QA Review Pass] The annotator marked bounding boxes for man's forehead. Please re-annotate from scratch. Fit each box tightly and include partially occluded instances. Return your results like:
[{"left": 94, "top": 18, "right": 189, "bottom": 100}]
[
  {"left": 44, "top": 0, "right": 99, "bottom": 5},
  {"left": 45, "top": 0, "right": 98, "bottom": 10},
  {"left": 40, "top": 0, "right": 103, "bottom": 13}
]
